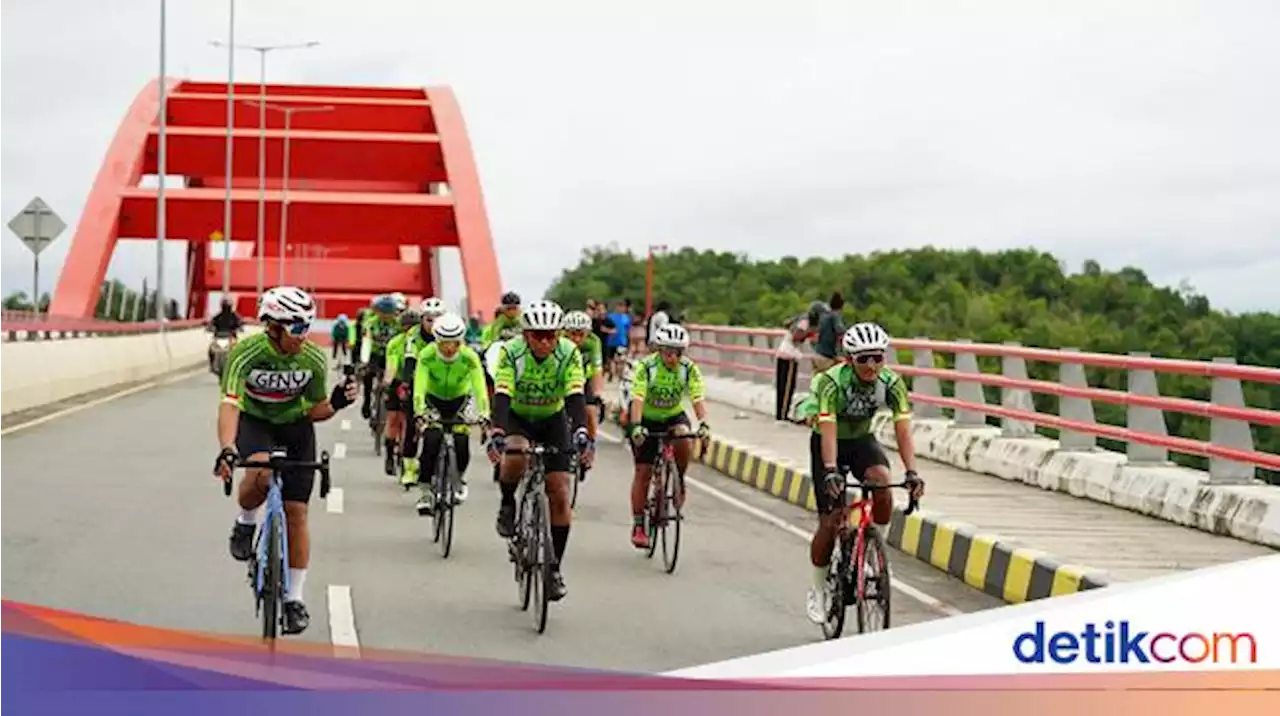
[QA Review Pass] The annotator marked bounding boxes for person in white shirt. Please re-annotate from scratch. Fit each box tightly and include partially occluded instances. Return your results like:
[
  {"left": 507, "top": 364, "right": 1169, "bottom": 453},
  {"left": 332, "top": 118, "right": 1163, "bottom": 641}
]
[{"left": 775, "top": 313, "right": 811, "bottom": 421}]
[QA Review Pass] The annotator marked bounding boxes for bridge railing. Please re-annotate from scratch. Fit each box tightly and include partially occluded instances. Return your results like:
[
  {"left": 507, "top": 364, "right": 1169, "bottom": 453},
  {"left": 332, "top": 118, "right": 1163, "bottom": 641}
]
[
  {"left": 684, "top": 323, "right": 1280, "bottom": 483},
  {"left": 1, "top": 311, "right": 205, "bottom": 340}
]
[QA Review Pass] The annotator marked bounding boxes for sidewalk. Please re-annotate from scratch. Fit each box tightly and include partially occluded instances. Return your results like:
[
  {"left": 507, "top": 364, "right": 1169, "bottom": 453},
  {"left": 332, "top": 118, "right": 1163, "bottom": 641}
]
[{"left": 603, "top": 381, "right": 1274, "bottom": 604}]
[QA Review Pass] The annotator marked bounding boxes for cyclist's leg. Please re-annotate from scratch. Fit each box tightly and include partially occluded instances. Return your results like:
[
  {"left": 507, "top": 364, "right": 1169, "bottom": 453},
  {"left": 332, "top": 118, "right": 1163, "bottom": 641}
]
[
  {"left": 537, "top": 412, "right": 573, "bottom": 599},
  {"left": 629, "top": 417, "right": 662, "bottom": 547},
  {"left": 666, "top": 413, "right": 694, "bottom": 507},
  {"left": 278, "top": 418, "right": 319, "bottom": 634},
  {"left": 228, "top": 413, "right": 276, "bottom": 562},
  {"left": 360, "top": 353, "right": 382, "bottom": 417},
  {"left": 807, "top": 432, "right": 853, "bottom": 622},
  {"left": 382, "top": 381, "right": 402, "bottom": 474},
  {"left": 416, "top": 421, "right": 444, "bottom": 513},
  {"left": 495, "top": 416, "right": 532, "bottom": 537},
  {"left": 484, "top": 369, "right": 500, "bottom": 483},
  {"left": 850, "top": 436, "right": 894, "bottom": 528},
  {"left": 400, "top": 396, "right": 420, "bottom": 486}
]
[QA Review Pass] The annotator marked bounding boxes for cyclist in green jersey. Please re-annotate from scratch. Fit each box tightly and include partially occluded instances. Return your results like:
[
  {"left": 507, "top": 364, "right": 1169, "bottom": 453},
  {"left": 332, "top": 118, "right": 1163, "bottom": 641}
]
[
  {"left": 487, "top": 300, "right": 593, "bottom": 601},
  {"left": 383, "top": 309, "right": 425, "bottom": 478},
  {"left": 359, "top": 294, "right": 404, "bottom": 418},
  {"left": 805, "top": 323, "right": 925, "bottom": 624},
  {"left": 626, "top": 323, "right": 712, "bottom": 549},
  {"left": 411, "top": 312, "right": 490, "bottom": 513},
  {"left": 560, "top": 310, "right": 605, "bottom": 466},
  {"left": 480, "top": 291, "right": 523, "bottom": 352},
  {"left": 389, "top": 298, "right": 446, "bottom": 484},
  {"left": 214, "top": 287, "right": 358, "bottom": 636}
]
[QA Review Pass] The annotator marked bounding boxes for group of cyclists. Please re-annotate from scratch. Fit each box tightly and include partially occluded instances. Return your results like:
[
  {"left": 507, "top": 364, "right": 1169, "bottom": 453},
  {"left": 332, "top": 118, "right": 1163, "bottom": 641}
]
[{"left": 212, "top": 283, "right": 923, "bottom": 638}]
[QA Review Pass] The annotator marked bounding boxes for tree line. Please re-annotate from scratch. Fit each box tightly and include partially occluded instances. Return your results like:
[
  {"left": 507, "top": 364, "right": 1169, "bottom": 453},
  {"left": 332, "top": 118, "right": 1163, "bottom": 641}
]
[
  {"left": 547, "top": 244, "right": 1278, "bottom": 482},
  {"left": 3, "top": 278, "right": 181, "bottom": 321}
]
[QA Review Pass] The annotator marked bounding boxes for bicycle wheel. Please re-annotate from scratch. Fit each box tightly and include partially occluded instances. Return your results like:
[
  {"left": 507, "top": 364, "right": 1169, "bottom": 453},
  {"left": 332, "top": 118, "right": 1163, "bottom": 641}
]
[
  {"left": 531, "top": 490, "right": 553, "bottom": 634},
  {"left": 516, "top": 489, "right": 533, "bottom": 610},
  {"left": 644, "top": 459, "right": 662, "bottom": 559},
  {"left": 438, "top": 445, "right": 456, "bottom": 559},
  {"left": 661, "top": 463, "right": 682, "bottom": 574},
  {"left": 855, "top": 526, "right": 892, "bottom": 633},
  {"left": 261, "top": 514, "right": 284, "bottom": 640},
  {"left": 821, "top": 538, "right": 849, "bottom": 640}
]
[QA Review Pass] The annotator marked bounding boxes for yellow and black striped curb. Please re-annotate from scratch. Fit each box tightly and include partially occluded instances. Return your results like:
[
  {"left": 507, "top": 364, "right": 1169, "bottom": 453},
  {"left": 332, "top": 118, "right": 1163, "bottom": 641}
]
[{"left": 604, "top": 401, "right": 1108, "bottom": 604}]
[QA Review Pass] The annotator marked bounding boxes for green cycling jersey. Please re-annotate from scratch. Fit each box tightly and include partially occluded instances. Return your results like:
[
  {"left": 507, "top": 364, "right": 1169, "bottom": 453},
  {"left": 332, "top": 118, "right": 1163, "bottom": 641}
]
[
  {"left": 386, "top": 326, "right": 432, "bottom": 383},
  {"left": 493, "top": 336, "right": 585, "bottom": 421},
  {"left": 629, "top": 353, "right": 706, "bottom": 422},
  {"left": 480, "top": 314, "right": 522, "bottom": 350},
  {"left": 360, "top": 312, "right": 399, "bottom": 360},
  {"left": 412, "top": 342, "right": 491, "bottom": 418},
  {"left": 812, "top": 363, "right": 912, "bottom": 439},
  {"left": 221, "top": 331, "right": 328, "bottom": 424},
  {"left": 569, "top": 331, "right": 603, "bottom": 379}
]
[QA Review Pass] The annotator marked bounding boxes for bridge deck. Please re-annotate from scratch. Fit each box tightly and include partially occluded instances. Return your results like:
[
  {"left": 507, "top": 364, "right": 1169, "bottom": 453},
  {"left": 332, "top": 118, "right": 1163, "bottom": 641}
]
[{"left": 698, "top": 400, "right": 1274, "bottom": 583}]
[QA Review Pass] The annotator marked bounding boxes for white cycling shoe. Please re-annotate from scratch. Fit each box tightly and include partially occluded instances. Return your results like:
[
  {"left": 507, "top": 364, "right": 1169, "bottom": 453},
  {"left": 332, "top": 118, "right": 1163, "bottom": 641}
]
[{"left": 806, "top": 587, "right": 831, "bottom": 624}]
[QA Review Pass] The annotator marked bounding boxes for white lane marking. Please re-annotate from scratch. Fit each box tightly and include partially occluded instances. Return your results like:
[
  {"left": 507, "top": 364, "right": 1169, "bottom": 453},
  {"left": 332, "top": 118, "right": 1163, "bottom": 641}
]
[
  {"left": 326, "top": 487, "right": 345, "bottom": 514},
  {"left": 340, "top": 419, "right": 351, "bottom": 431},
  {"left": 1, "top": 367, "right": 206, "bottom": 437},
  {"left": 326, "top": 584, "right": 361, "bottom": 657},
  {"left": 333, "top": 442, "right": 347, "bottom": 459},
  {"left": 598, "top": 429, "right": 962, "bottom": 617}
]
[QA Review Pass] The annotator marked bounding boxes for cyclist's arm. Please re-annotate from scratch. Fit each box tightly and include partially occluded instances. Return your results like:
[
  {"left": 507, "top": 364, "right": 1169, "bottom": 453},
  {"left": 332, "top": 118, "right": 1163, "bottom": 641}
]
[
  {"left": 628, "top": 359, "right": 649, "bottom": 426},
  {"left": 886, "top": 373, "right": 917, "bottom": 473},
  {"left": 217, "top": 340, "right": 255, "bottom": 450},
  {"left": 685, "top": 360, "right": 708, "bottom": 423},
  {"left": 412, "top": 345, "right": 434, "bottom": 417},
  {"left": 385, "top": 335, "right": 405, "bottom": 385},
  {"left": 813, "top": 373, "right": 840, "bottom": 471},
  {"left": 479, "top": 319, "right": 501, "bottom": 350},
  {"left": 491, "top": 345, "right": 516, "bottom": 432},
  {"left": 564, "top": 346, "right": 587, "bottom": 433},
  {"left": 359, "top": 317, "right": 374, "bottom": 364},
  {"left": 301, "top": 344, "right": 339, "bottom": 421},
  {"left": 467, "top": 351, "right": 491, "bottom": 419}
]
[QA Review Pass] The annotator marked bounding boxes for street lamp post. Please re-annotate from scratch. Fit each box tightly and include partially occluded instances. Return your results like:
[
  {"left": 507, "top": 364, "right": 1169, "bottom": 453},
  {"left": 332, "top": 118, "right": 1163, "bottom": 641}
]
[
  {"left": 155, "top": 0, "right": 169, "bottom": 325},
  {"left": 209, "top": 39, "right": 319, "bottom": 296},
  {"left": 242, "top": 102, "right": 333, "bottom": 285},
  {"left": 216, "top": 0, "right": 235, "bottom": 300},
  {"left": 644, "top": 244, "right": 668, "bottom": 320}
]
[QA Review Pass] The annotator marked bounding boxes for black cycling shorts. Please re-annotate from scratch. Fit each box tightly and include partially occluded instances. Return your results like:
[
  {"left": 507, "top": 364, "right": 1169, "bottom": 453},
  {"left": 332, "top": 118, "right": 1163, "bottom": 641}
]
[
  {"left": 809, "top": 433, "right": 891, "bottom": 515},
  {"left": 235, "top": 413, "right": 318, "bottom": 504},
  {"left": 505, "top": 410, "right": 571, "bottom": 473},
  {"left": 632, "top": 413, "right": 692, "bottom": 465}
]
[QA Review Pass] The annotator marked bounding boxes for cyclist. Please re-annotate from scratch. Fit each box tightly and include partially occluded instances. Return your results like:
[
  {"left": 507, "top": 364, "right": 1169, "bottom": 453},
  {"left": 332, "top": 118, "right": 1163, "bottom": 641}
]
[
  {"left": 330, "top": 313, "right": 351, "bottom": 365},
  {"left": 805, "top": 322, "right": 925, "bottom": 625},
  {"left": 388, "top": 298, "right": 446, "bottom": 484},
  {"left": 207, "top": 298, "right": 244, "bottom": 372},
  {"left": 481, "top": 291, "right": 522, "bottom": 481},
  {"left": 411, "top": 312, "right": 490, "bottom": 513},
  {"left": 358, "top": 294, "right": 403, "bottom": 419},
  {"left": 214, "top": 287, "right": 358, "bottom": 636},
  {"left": 625, "top": 323, "right": 711, "bottom": 549},
  {"left": 383, "top": 309, "right": 425, "bottom": 478},
  {"left": 560, "top": 310, "right": 604, "bottom": 479},
  {"left": 488, "top": 299, "right": 593, "bottom": 601}
]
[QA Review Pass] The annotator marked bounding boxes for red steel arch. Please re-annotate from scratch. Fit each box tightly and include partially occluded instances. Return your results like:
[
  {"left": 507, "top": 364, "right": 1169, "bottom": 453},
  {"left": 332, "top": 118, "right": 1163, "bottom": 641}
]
[{"left": 50, "top": 80, "right": 501, "bottom": 320}]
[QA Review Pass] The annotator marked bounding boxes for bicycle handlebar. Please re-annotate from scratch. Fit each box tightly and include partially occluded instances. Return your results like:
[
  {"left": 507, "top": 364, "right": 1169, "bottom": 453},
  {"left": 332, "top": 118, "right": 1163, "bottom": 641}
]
[
  {"left": 220, "top": 450, "right": 333, "bottom": 499},
  {"left": 838, "top": 474, "right": 922, "bottom": 516},
  {"left": 503, "top": 444, "right": 564, "bottom": 456}
]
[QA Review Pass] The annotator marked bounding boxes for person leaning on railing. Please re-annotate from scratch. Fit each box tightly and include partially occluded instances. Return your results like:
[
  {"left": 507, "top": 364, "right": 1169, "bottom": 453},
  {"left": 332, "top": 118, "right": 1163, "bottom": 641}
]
[
  {"left": 808, "top": 292, "right": 846, "bottom": 374},
  {"left": 774, "top": 312, "right": 814, "bottom": 422}
]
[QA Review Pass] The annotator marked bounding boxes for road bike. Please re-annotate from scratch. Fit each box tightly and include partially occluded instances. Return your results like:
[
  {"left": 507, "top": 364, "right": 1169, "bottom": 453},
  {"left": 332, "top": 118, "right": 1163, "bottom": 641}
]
[
  {"left": 820, "top": 470, "right": 919, "bottom": 640},
  {"left": 504, "top": 443, "right": 560, "bottom": 634},
  {"left": 221, "top": 449, "right": 331, "bottom": 641},
  {"left": 368, "top": 370, "right": 387, "bottom": 457},
  {"left": 639, "top": 431, "right": 699, "bottom": 574},
  {"left": 418, "top": 412, "right": 483, "bottom": 559}
]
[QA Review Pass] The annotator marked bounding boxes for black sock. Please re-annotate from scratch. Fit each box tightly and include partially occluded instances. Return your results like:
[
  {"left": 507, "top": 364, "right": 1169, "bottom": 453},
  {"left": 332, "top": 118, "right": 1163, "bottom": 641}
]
[
  {"left": 499, "top": 480, "right": 516, "bottom": 507},
  {"left": 551, "top": 525, "right": 570, "bottom": 565},
  {"left": 384, "top": 438, "right": 396, "bottom": 455}
]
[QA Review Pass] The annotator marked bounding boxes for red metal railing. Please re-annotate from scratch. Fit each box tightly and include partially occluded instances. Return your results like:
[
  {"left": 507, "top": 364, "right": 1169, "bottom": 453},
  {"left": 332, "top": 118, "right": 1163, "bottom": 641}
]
[{"left": 686, "top": 324, "right": 1280, "bottom": 472}]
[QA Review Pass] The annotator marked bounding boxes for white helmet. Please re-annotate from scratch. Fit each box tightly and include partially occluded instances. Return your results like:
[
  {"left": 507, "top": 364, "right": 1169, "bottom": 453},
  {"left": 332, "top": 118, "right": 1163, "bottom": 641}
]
[
  {"left": 653, "top": 323, "right": 690, "bottom": 349},
  {"left": 842, "top": 322, "right": 890, "bottom": 354},
  {"left": 258, "top": 286, "right": 315, "bottom": 325},
  {"left": 520, "top": 300, "right": 564, "bottom": 331},
  {"left": 432, "top": 312, "right": 467, "bottom": 341},
  {"left": 419, "top": 297, "right": 447, "bottom": 318},
  {"left": 562, "top": 310, "right": 592, "bottom": 331}
]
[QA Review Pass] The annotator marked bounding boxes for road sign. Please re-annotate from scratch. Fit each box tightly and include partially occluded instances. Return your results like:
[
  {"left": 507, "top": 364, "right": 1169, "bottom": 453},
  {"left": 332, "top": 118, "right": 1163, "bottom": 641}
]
[{"left": 7, "top": 196, "right": 67, "bottom": 256}]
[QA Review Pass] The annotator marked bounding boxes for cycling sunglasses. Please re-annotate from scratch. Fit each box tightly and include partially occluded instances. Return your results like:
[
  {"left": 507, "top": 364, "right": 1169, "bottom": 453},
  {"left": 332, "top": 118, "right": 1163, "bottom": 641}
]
[
  {"left": 659, "top": 347, "right": 684, "bottom": 357},
  {"left": 272, "top": 319, "right": 312, "bottom": 336},
  {"left": 852, "top": 352, "right": 885, "bottom": 365}
]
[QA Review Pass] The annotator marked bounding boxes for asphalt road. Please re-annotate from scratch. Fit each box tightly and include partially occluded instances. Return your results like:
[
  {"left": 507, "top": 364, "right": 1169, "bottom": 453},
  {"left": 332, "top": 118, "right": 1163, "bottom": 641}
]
[{"left": 1, "top": 371, "right": 1002, "bottom": 672}]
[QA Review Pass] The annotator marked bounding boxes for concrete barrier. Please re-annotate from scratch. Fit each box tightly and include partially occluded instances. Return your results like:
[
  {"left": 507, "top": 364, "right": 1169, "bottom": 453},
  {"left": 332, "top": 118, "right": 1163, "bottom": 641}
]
[
  {"left": 1, "top": 327, "right": 217, "bottom": 416},
  {"left": 700, "top": 374, "right": 1280, "bottom": 550}
]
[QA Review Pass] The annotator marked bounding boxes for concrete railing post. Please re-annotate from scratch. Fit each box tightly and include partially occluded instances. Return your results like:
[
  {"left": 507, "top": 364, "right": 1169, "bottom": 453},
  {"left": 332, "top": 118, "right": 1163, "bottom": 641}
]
[
  {"left": 999, "top": 341, "right": 1035, "bottom": 437},
  {"left": 910, "top": 340, "right": 943, "bottom": 419},
  {"left": 1126, "top": 351, "right": 1169, "bottom": 464},
  {"left": 1209, "top": 357, "right": 1256, "bottom": 484},
  {"left": 953, "top": 339, "right": 987, "bottom": 427},
  {"left": 1057, "top": 347, "right": 1097, "bottom": 451}
]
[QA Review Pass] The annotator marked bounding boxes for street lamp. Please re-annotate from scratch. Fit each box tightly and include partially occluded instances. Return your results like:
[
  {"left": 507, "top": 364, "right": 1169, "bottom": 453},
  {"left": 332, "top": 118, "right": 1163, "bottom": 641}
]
[
  {"left": 644, "top": 244, "right": 668, "bottom": 320},
  {"left": 242, "top": 101, "right": 333, "bottom": 285},
  {"left": 155, "top": 0, "right": 169, "bottom": 325},
  {"left": 214, "top": 0, "right": 235, "bottom": 301},
  {"left": 210, "top": 38, "right": 319, "bottom": 295}
]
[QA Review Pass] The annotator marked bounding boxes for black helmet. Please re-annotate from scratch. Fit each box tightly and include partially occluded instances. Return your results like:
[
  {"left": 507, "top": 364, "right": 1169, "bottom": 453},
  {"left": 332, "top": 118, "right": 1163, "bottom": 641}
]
[
  {"left": 400, "top": 310, "right": 420, "bottom": 328},
  {"left": 501, "top": 291, "right": 521, "bottom": 307}
]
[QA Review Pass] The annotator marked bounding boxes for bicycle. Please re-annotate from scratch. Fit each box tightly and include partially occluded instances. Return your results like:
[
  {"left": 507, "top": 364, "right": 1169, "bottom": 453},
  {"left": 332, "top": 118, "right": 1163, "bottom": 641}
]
[
  {"left": 638, "top": 431, "right": 700, "bottom": 574},
  {"left": 368, "top": 372, "right": 387, "bottom": 457},
  {"left": 220, "top": 449, "right": 331, "bottom": 641},
  {"left": 503, "top": 443, "right": 560, "bottom": 634},
  {"left": 418, "top": 412, "right": 483, "bottom": 558},
  {"left": 820, "top": 469, "right": 920, "bottom": 640}
]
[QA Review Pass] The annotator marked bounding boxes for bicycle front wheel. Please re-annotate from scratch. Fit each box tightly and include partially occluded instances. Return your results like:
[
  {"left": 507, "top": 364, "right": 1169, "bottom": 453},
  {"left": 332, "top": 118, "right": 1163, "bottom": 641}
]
[
  {"left": 661, "top": 463, "right": 682, "bottom": 574},
  {"left": 261, "top": 515, "right": 284, "bottom": 641},
  {"left": 438, "top": 446, "right": 456, "bottom": 558},
  {"left": 531, "top": 490, "right": 554, "bottom": 634},
  {"left": 821, "top": 538, "right": 850, "bottom": 640},
  {"left": 855, "top": 526, "right": 892, "bottom": 634}
]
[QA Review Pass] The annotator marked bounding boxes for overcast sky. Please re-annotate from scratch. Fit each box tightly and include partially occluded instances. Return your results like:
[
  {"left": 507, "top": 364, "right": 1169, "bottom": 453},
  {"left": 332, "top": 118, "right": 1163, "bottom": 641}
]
[{"left": 3, "top": 0, "right": 1278, "bottom": 315}]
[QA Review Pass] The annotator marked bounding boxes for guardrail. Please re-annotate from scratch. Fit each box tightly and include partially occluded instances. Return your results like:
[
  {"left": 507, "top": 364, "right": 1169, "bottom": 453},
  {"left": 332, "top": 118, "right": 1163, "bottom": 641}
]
[
  {"left": 685, "top": 323, "right": 1280, "bottom": 483},
  {"left": 1, "top": 311, "right": 206, "bottom": 340}
]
